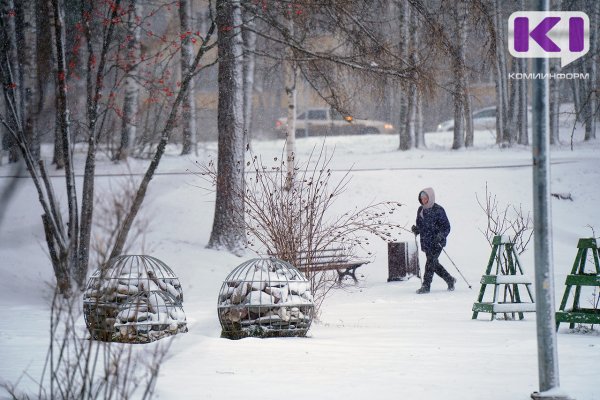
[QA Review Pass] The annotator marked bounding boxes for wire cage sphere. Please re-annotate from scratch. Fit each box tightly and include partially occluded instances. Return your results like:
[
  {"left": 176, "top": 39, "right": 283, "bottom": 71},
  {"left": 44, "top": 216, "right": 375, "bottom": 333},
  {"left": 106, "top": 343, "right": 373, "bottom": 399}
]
[
  {"left": 83, "top": 255, "right": 186, "bottom": 343},
  {"left": 114, "top": 290, "right": 188, "bottom": 343},
  {"left": 218, "top": 257, "right": 314, "bottom": 339}
]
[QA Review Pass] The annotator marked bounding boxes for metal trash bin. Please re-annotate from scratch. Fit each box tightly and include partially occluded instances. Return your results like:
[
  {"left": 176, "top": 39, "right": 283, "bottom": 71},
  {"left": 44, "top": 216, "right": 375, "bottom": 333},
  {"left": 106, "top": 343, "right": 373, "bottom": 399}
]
[{"left": 387, "top": 241, "right": 420, "bottom": 282}]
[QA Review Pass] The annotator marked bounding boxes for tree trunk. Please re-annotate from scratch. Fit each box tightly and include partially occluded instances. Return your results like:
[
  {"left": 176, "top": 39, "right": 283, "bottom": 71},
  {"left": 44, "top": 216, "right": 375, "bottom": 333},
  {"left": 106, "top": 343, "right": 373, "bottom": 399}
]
[
  {"left": 405, "top": 7, "right": 418, "bottom": 149},
  {"left": 459, "top": 1, "right": 473, "bottom": 148},
  {"left": 493, "top": 0, "right": 508, "bottom": 145},
  {"left": 77, "top": 0, "right": 121, "bottom": 286},
  {"left": 1, "top": 0, "right": 21, "bottom": 163},
  {"left": 506, "top": 60, "right": 518, "bottom": 145},
  {"left": 284, "top": 16, "right": 297, "bottom": 185},
  {"left": 451, "top": 1, "right": 466, "bottom": 150},
  {"left": 398, "top": 1, "right": 411, "bottom": 150},
  {"left": 415, "top": 89, "right": 425, "bottom": 147},
  {"left": 517, "top": 57, "right": 529, "bottom": 145},
  {"left": 207, "top": 0, "right": 246, "bottom": 255},
  {"left": 549, "top": 60, "right": 560, "bottom": 145},
  {"left": 44, "top": 0, "right": 64, "bottom": 169},
  {"left": 570, "top": 78, "right": 581, "bottom": 124},
  {"left": 116, "top": 0, "right": 142, "bottom": 161},
  {"left": 52, "top": 0, "right": 79, "bottom": 282},
  {"left": 16, "top": 0, "right": 40, "bottom": 161},
  {"left": 585, "top": 0, "right": 598, "bottom": 141},
  {"left": 180, "top": 0, "right": 197, "bottom": 155},
  {"left": 242, "top": 4, "right": 256, "bottom": 149},
  {"left": 464, "top": 85, "right": 474, "bottom": 147}
]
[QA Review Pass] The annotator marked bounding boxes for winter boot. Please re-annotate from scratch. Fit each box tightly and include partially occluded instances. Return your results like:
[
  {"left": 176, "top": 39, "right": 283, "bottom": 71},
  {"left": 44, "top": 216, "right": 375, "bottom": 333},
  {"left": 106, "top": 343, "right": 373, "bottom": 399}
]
[
  {"left": 447, "top": 277, "right": 457, "bottom": 291},
  {"left": 416, "top": 286, "right": 430, "bottom": 294}
]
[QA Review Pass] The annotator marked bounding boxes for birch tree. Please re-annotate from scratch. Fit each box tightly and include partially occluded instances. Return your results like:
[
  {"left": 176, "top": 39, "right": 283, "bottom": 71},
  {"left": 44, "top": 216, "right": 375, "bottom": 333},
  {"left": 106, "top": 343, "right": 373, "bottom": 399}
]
[
  {"left": 398, "top": 0, "right": 411, "bottom": 150},
  {"left": 116, "top": 0, "right": 142, "bottom": 161},
  {"left": 404, "top": 5, "right": 418, "bottom": 149},
  {"left": 283, "top": 15, "right": 298, "bottom": 185},
  {"left": 413, "top": 8, "right": 425, "bottom": 149},
  {"left": 180, "top": 0, "right": 197, "bottom": 155},
  {"left": 450, "top": 0, "right": 468, "bottom": 150},
  {"left": 242, "top": 4, "right": 257, "bottom": 148},
  {"left": 492, "top": 0, "right": 509, "bottom": 145}
]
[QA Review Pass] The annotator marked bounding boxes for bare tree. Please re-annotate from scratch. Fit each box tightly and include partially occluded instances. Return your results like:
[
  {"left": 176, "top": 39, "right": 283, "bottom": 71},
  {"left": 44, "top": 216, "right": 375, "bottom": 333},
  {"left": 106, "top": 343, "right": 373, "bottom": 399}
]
[
  {"left": 1, "top": 0, "right": 21, "bottom": 163},
  {"left": 549, "top": 60, "right": 560, "bottom": 145},
  {"left": 199, "top": 146, "right": 404, "bottom": 314},
  {"left": 42, "top": 0, "right": 64, "bottom": 169},
  {"left": 405, "top": 4, "right": 419, "bottom": 149},
  {"left": 476, "top": 183, "right": 533, "bottom": 255},
  {"left": 2, "top": 291, "right": 170, "bottom": 399},
  {"left": 180, "top": 0, "right": 197, "bottom": 155},
  {"left": 1, "top": 0, "right": 217, "bottom": 294},
  {"left": 492, "top": 0, "right": 509, "bottom": 145},
  {"left": 451, "top": 1, "right": 468, "bottom": 150},
  {"left": 91, "top": 175, "right": 152, "bottom": 267},
  {"left": 398, "top": 0, "right": 411, "bottom": 150},
  {"left": 282, "top": 14, "right": 298, "bottom": 184},
  {"left": 207, "top": 0, "right": 247, "bottom": 255},
  {"left": 584, "top": 0, "right": 598, "bottom": 141},
  {"left": 110, "top": 19, "right": 218, "bottom": 258},
  {"left": 16, "top": 0, "right": 41, "bottom": 161},
  {"left": 517, "top": 57, "right": 529, "bottom": 145},
  {"left": 116, "top": 0, "right": 143, "bottom": 161},
  {"left": 242, "top": 3, "right": 257, "bottom": 148}
]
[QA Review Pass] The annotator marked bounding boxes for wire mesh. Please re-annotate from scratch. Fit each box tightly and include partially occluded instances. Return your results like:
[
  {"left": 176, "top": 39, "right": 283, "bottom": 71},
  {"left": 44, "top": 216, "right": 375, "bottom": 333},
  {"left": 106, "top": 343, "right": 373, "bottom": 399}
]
[
  {"left": 218, "top": 257, "right": 314, "bottom": 339},
  {"left": 83, "top": 255, "right": 186, "bottom": 343}
]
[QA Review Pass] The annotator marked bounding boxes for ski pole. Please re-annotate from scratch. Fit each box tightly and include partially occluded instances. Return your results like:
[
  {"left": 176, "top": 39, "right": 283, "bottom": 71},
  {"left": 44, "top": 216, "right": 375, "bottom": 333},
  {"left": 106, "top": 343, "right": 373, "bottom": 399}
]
[{"left": 441, "top": 248, "right": 472, "bottom": 289}]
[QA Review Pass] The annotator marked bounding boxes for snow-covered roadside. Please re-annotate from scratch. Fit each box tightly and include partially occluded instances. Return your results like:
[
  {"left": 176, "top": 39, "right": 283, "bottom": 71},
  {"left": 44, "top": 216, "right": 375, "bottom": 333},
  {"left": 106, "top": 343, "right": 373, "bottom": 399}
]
[{"left": 0, "top": 130, "right": 599, "bottom": 400}]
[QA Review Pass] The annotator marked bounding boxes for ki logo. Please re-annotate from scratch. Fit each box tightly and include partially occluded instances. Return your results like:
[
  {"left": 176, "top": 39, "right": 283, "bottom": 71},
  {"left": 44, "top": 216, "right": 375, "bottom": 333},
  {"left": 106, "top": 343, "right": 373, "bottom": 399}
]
[{"left": 508, "top": 12, "right": 590, "bottom": 67}]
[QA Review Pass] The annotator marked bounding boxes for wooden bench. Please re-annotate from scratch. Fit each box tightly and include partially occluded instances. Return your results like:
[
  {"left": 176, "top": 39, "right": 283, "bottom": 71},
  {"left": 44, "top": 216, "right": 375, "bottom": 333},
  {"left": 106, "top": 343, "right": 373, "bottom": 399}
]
[{"left": 293, "top": 248, "right": 370, "bottom": 284}]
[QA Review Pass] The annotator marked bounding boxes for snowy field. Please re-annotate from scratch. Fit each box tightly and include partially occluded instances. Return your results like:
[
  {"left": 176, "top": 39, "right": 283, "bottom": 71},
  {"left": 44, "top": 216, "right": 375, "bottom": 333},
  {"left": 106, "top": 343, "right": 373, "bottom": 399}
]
[{"left": 1, "top": 127, "right": 599, "bottom": 400}]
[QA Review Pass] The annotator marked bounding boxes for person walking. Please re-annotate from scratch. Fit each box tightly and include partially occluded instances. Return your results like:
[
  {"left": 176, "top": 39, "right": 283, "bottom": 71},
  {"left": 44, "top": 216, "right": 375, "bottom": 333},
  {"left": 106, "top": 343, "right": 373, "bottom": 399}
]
[{"left": 411, "top": 187, "right": 456, "bottom": 294}]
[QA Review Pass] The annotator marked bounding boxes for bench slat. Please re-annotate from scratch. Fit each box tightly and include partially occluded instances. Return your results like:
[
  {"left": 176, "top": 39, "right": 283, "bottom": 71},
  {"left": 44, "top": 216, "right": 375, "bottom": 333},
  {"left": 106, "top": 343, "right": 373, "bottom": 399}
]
[{"left": 268, "top": 248, "right": 370, "bottom": 283}]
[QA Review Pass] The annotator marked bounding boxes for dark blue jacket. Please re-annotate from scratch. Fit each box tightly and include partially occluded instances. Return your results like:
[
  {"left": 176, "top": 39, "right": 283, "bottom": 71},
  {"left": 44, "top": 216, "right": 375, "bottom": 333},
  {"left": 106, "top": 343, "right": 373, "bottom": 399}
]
[{"left": 416, "top": 203, "right": 451, "bottom": 254}]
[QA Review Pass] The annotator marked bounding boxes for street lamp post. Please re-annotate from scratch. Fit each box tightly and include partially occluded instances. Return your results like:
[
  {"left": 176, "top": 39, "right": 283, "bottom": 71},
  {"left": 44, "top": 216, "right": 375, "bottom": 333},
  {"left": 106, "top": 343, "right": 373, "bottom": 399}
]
[{"left": 530, "top": 1, "right": 572, "bottom": 399}]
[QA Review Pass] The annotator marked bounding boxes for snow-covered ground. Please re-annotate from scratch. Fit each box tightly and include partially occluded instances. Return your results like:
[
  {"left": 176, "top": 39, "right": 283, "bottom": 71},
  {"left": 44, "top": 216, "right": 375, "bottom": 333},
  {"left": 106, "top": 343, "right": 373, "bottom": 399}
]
[{"left": 1, "top": 127, "right": 599, "bottom": 400}]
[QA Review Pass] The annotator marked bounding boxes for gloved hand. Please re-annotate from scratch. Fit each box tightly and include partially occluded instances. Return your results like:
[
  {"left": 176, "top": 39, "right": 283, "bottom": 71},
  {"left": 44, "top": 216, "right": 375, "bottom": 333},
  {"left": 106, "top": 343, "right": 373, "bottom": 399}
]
[
  {"left": 435, "top": 232, "right": 446, "bottom": 243},
  {"left": 411, "top": 225, "right": 420, "bottom": 235}
]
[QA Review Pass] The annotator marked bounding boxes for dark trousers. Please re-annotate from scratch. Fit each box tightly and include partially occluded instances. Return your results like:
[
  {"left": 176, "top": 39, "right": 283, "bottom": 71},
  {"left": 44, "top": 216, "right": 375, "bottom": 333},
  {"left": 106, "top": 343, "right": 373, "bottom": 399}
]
[{"left": 422, "top": 248, "right": 453, "bottom": 289}]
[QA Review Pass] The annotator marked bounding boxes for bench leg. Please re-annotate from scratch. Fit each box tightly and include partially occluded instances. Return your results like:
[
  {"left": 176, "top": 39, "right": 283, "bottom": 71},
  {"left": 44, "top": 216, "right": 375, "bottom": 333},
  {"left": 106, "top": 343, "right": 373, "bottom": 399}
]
[{"left": 337, "top": 266, "right": 360, "bottom": 284}]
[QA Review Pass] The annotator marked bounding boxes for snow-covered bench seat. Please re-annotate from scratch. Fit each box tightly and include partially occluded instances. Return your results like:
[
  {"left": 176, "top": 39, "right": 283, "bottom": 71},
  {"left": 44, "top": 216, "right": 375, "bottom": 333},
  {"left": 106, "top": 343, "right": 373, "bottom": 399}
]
[
  {"left": 294, "top": 248, "right": 370, "bottom": 284},
  {"left": 267, "top": 247, "right": 370, "bottom": 283}
]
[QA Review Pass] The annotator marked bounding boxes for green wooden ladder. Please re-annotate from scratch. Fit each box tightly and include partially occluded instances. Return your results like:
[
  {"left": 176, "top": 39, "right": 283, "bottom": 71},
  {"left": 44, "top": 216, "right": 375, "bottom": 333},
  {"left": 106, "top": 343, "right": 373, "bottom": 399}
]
[
  {"left": 472, "top": 235, "right": 535, "bottom": 320},
  {"left": 556, "top": 238, "right": 600, "bottom": 329}
]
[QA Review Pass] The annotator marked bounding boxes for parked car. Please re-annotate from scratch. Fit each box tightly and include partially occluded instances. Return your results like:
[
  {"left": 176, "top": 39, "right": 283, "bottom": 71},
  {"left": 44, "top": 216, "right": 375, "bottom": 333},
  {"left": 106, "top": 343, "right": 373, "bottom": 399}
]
[
  {"left": 436, "top": 106, "right": 532, "bottom": 132},
  {"left": 436, "top": 106, "right": 497, "bottom": 132},
  {"left": 276, "top": 108, "right": 395, "bottom": 137}
]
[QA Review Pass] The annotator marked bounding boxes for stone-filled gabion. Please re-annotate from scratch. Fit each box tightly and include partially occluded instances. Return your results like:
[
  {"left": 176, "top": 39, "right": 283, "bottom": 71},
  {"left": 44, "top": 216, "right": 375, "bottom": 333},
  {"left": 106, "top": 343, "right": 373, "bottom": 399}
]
[
  {"left": 218, "top": 258, "right": 314, "bottom": 339},
  {"left": 83, "top": 255, "right": 187, "bottom": 343}
]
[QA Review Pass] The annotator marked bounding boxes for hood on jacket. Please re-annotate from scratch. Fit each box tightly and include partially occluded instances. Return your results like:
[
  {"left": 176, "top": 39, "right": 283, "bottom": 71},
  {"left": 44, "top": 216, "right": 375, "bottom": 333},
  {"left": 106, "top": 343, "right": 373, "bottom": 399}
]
[{"left": 418, "top": 187, "right": 435, "bottom": 209}]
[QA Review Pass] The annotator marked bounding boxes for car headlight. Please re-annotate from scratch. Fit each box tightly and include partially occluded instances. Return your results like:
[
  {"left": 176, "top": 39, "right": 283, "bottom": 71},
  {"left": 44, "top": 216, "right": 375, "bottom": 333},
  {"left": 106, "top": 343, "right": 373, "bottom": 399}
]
[{"left": 384, "top": 123, "right": 393, "bottom": 130}]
